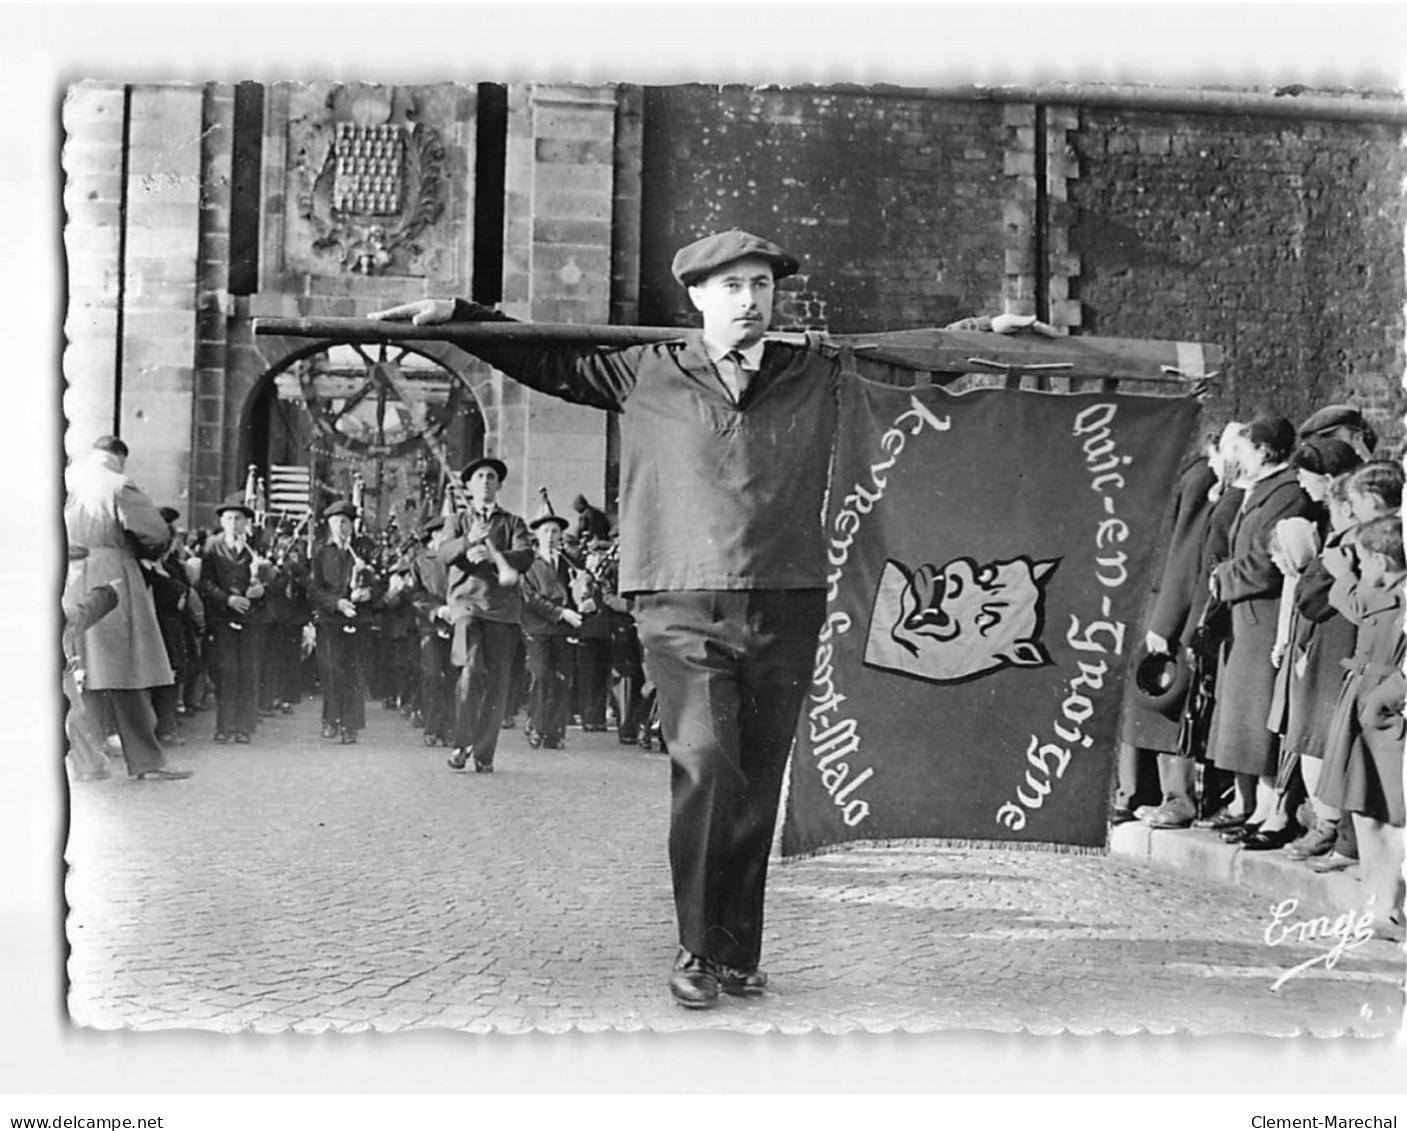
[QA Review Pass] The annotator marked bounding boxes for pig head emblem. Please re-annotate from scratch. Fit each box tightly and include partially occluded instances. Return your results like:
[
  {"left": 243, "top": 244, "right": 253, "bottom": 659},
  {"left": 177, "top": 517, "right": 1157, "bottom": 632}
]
[{"left": 864, "top": 554, "right": 1058, "bottom": 683}]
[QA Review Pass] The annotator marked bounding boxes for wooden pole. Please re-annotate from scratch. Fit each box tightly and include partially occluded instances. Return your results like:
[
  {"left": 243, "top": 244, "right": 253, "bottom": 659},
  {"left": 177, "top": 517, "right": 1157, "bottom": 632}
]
[{"left": 254, "top": 316, "right": 1218, "bottom": 385}]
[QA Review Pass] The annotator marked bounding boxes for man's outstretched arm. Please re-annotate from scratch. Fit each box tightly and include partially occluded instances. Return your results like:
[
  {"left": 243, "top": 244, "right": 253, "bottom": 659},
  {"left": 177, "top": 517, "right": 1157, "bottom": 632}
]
[{"left": 370, "top": 298, "right": 640, "bottom": 412}]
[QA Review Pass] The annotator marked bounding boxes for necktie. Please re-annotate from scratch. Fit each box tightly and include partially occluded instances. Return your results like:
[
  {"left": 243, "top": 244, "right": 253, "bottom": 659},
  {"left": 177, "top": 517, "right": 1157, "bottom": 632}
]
[{"left": 722, "top": 351, "right": 754, "bottom": 402}]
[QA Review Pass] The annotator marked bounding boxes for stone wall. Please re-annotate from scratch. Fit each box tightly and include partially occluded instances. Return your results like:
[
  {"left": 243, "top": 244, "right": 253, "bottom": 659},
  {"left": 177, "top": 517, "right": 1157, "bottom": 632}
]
[
  {"left": 62, "top": 82, "right": 204, "bottom": 511},
  {"left": 495, "top": 83, "right": 618, "bottom": 521}
]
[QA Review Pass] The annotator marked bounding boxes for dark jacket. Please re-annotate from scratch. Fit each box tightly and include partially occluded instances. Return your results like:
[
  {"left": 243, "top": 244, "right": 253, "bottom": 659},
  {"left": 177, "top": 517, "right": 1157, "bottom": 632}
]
[
  {"left": 450, "top": 301, "right": 842, "bottom": 594},
  {"left": 521, "top": 554, "right": 577, "bottom": 637},
  {"left": 1145, "top": 458, "right": 1219, "bottom": 647},
  {"left": 1207, "top": 467, "right": 1314, "bottom": 776},
  {"left": 309, "top": 539, "right": 385, "bottom": 629},
  {"left": 198, "top": 536, "right": 268, "bottom": 630},
  {"left": 408, "top": 548, "right": 451, "bottom": 635},
  {"left": 437, "top": 507, "right": 534, "bottom": 625}
]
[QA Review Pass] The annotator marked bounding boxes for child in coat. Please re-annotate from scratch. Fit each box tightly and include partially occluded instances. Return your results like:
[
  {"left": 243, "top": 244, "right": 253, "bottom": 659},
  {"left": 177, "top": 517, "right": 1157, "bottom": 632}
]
[{"left": 1318, "top": 514, "right": 1405, "bottom": 941}]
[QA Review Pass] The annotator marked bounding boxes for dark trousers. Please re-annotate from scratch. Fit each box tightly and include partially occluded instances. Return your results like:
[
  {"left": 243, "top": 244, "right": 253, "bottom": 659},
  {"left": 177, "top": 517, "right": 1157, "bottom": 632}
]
[
  {"left": 634, "top": 589, "right": 826, "bottom": 971},
  {"left": 209, "top": 621, "right": 261, "bottom": 736},
  {"left": 151, "top": 683, "right": 180, "bottom": 737},
  {"left": 451, "top": 618, "right": 519, "bottom": 765},
  {"left": 1114, "top": 743, "right": 1161, "bottom": 811},
  {"left": 318, "top": 624, "right": 367, "bottom": 733},
  {"left": 612, "top": 631, "right": 645, "bottom": 739},
  {"left": 260, "top": 623, "right": 301, "bottom": 708},
  {"left": 525, "top": 634, "right": 574, "bottom": 741},
  {"left": 419, "top": 629, "right": 456, "bottom": 741},
  {"left": 575, "top": 638, "right": 612, "bottom": 727},
  {"left": 397, "top": 634, "right": 420, "bottom": 710},
  {"left": 86, "top": 687, "right": 167, "bottom": 777}
]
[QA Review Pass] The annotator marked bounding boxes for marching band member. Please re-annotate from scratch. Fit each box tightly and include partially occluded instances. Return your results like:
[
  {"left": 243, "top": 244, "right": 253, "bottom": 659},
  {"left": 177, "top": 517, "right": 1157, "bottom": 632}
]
[
  {"left": 197, "top": 494, "right": 268, "bottom": 745},
  {"left": 439, "top": 458, "right": 534, "bottom": 773},
  {"left": 520, "top": 512, "right": 582, "bottom": 749},
  {"left": 310, "top": 500, "right": 383, "bottom": 745},
  {"left": 408, "top": 516, "right": 456, "bottom": 747}
]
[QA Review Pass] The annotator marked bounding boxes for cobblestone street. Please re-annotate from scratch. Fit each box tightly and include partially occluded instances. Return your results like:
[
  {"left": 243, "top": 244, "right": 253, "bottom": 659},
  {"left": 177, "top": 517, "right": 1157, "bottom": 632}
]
[{"left": 64, "top": 700, "right": 1403, "bottom": 1038}]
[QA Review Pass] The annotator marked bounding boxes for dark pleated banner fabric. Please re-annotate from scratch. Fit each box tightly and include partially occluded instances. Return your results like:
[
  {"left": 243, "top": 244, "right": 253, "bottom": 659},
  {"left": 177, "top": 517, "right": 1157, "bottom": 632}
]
[{"left": 780, "top": 380, "right": 1201, "bottom": 857}]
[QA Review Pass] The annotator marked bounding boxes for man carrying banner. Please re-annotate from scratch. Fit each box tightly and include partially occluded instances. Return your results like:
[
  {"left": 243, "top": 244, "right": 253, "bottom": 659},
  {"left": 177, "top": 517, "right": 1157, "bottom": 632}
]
[{"left": 374, "top": 230, "right": 846, "bottom": 1008}]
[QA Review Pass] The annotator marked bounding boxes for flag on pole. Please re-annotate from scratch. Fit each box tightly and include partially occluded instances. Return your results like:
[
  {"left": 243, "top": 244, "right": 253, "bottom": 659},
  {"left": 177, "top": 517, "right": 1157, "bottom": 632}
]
[{"left": 267, "top": 464, "right": 312, "bottom": 517}]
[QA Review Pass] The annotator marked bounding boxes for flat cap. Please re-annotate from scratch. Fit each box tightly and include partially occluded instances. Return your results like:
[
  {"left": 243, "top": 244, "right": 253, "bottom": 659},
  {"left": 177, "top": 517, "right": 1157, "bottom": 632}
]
[
  {"left": 322, "top": 500, "right": 358, "bottom": 520},
  {"left": 1299, "top": 404, "right": 1367, "bottom": 438},
  {"left": 159, "top": 506, "right": 181, "bottom": 525},
  {"left": 671, "top": 229, "right": 800, "bottom": 287},
  {"left": 460, "top": 456, "right": 508, "bottom": 484}
]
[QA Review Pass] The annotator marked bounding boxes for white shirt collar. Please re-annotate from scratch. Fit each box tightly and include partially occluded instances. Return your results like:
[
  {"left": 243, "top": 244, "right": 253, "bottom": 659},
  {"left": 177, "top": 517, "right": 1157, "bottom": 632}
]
[{"left": 703, "top": 338, "right": 765, "bottom": 369}]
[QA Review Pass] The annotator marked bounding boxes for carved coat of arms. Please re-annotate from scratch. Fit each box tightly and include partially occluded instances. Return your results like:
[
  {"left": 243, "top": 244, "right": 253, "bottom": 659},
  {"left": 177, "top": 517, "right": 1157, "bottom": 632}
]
[{"left": 292, "top": 85, "right": 449, "bottom": 276}]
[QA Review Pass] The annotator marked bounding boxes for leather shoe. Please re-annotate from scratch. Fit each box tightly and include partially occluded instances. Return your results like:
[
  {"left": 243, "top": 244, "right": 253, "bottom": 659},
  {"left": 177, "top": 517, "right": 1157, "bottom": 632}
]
[
  {"left": 1307, "top": 852, "right": 1357, "bottom": 874},
  {"left": 213, "top": 731, "right": 230, "bottom": 745},
  {"left": 1240, "top": 826, "right": 1299, "bottom": 851},
  {"left": 1287, "top": 821, "right": 1340, "bottom": 860},
  {"left": 447, "top": 748, "right": 469, "bottom": 770},
  {"left": 339, "top": 729, "right": 358, "bottom": 745},
  {"left": 716, "top": 963, "right": 768, "bottom": 996},
  {"left": 135, "top": 768, "right": 192, "bottom": 781},
  {"left": 1194, "top": 808, "right": 1248, "bottom": 831},
  {"left": 668, "top": 948, "right": 718, "bottom": 1009},
  {"left": 1220, "top": 822, "right": 1262, "bottom": 844},
  {"left": 1144, "top": 803, "right": 1195, "bottom": 830},
  {"left": 1110, "top": 805, "right": 1137, "bottom": 826},
  {"left": 321, "top": 724, "right": 339, "bottom": 740},
  {"left": 233, "top": 731, "right": 251, "bottom": 744},
  {"left": 473, "top": 760, "right": 494, "bottom": 774}
]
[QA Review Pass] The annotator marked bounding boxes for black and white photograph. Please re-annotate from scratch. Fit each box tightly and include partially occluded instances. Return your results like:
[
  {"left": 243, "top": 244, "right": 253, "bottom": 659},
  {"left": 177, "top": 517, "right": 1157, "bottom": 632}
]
[{"left": 7, "top": 2, "right": 1407, "bottom": 1123}]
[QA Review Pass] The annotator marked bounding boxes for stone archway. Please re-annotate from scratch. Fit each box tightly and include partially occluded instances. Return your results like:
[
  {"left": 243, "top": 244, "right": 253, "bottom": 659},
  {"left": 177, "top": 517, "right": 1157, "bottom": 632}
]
[{"left": 234, "top": 335, "right": 497, "bottom": 537}]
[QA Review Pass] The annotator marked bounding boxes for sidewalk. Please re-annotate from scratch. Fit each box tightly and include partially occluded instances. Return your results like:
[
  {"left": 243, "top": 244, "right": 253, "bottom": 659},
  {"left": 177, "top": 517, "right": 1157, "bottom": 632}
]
[{"left": 1110, "top": 820, "right": 1368, "bottom": 919}]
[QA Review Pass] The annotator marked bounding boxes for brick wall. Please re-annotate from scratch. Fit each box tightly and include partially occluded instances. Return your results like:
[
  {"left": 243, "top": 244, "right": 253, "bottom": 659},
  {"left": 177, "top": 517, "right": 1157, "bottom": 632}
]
[
  {"left": 1069, "top": 108, "right": 1407, "bottom": 450},
  {"left": 638, "top": 87, "right": 1009, "bottom": 332}
]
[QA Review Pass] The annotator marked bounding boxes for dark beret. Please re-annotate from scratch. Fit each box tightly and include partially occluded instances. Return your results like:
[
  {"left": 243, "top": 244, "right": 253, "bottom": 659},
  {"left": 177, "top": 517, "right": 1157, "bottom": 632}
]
[
  {"left": 322, "top": 500, "right": 358, "bottom": 520},
  {"left": 670, "top": 229, "right": 800, "bottom": 287},
  {"left": 1299, "top": 404, "right": 1367, "bottom": 438},
  {"left": 460, "top": 457, "right": 508, "bottom": 484},
  {"left": 1290, "top": 436, "right": 1362, "bottom": 478},
  {"left": 159, "top": 506, "right": 181, "bottom": 525}
]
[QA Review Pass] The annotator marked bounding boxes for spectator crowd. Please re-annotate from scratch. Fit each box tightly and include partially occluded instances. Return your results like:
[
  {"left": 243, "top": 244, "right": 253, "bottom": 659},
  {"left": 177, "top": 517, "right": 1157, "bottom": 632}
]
[{"left": 1116, "top": 404, "right": 1404, "bottom": 943}]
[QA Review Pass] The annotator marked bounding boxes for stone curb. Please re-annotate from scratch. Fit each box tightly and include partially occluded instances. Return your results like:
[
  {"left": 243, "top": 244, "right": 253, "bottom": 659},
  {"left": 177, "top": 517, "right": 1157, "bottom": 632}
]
[{"left": 1109, "top": 821, "right": 1363, "bottom": 916}]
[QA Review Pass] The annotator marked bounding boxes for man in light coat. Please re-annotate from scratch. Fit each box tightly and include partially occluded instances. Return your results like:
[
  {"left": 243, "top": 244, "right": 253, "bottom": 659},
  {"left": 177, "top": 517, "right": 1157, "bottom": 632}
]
[{"left": 63, "top": 436, "right": 192, "bottom": 781}]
